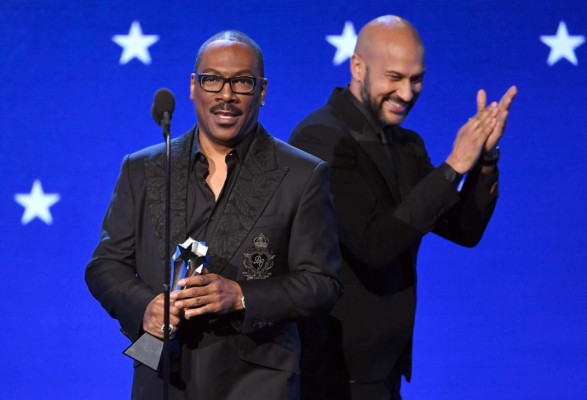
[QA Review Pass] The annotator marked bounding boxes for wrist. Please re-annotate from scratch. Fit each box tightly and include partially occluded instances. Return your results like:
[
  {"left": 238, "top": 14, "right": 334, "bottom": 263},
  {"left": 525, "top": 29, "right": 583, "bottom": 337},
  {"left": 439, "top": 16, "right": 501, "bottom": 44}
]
[
  {"left": 441, "top": 163, "right": 463, "bottom": 189},
  {"left": 445, "top": 156, "right": 468, "bottom": 175}
]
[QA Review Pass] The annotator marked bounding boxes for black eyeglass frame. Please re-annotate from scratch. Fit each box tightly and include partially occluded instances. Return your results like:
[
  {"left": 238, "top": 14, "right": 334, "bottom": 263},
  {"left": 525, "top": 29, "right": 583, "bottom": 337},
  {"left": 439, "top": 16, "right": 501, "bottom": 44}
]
[{"left": 192, "top": 73, "right": 265, "bottom": 95}]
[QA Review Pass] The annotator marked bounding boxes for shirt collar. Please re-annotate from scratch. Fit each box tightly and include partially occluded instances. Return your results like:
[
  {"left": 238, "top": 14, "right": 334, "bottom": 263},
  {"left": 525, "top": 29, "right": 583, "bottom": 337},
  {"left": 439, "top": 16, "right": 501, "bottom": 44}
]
[{"left": 190, "top": 123, "right": 258, "bottom": 168}]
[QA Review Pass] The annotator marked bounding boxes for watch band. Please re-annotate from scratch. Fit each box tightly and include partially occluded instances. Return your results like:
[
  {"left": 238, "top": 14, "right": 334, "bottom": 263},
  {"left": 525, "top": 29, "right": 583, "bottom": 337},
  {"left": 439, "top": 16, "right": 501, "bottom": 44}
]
[{"left": 481, "top": 146, "right": 500, "bottom": 166}]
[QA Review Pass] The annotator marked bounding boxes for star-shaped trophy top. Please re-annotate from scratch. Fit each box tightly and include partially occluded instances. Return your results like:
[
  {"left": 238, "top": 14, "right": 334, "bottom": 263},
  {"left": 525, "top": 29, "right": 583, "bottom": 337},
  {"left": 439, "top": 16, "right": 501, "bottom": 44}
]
[
  {"left": 171, "top": 238, "right": 209, "bottom": 289},
  {"left": 177, "top": 242, "right": 198, "bottom": 263}
]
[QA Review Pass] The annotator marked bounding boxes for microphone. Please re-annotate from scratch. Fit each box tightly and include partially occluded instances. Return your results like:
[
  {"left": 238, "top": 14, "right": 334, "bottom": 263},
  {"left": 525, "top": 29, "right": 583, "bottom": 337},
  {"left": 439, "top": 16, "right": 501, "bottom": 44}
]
[{"left": 151, "top": 88, "right": 175, "bottom": 136}]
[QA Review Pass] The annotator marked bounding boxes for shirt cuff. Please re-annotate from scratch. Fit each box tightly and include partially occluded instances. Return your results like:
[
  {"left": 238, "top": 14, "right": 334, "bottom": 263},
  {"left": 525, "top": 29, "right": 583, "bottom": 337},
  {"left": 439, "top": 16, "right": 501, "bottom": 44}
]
[{"left": 439, "top": 162, "right": 463, "bottom": 190}]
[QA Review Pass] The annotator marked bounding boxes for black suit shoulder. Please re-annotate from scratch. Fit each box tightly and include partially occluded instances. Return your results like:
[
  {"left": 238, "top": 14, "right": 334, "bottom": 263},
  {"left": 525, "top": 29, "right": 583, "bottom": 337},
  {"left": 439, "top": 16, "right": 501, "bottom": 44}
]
[
  {"left": 272, "top": 136, "right": 327, "bottom": 170},
  {"left": 290, "top": 88, "right": 428, "bottom": 172},
  {"left": 291, "top": 102, "right": 352, "bottom": 142},
  {"left": 126, "top": 130, "right": 194, "bottom": 163}
]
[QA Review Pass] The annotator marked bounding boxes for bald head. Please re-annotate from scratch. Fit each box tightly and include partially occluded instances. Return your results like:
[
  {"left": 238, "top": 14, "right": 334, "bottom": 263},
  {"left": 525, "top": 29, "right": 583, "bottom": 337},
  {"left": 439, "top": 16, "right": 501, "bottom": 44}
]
[
  {"left": 354, "top": 15, "right": 424, "bottom": 64},
  {"left": 349, "top": 15, "right": 425, "bottom": 126},
  {"left": 194, "top": 30, "right": 264, "bottom": 76}
]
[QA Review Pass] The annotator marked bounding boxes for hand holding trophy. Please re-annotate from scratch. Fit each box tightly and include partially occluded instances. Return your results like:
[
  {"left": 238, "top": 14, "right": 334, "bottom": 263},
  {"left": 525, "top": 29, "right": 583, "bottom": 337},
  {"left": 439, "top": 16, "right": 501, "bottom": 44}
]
[{"left": 123, "top": 238, "right": 208, "bottom": 370}]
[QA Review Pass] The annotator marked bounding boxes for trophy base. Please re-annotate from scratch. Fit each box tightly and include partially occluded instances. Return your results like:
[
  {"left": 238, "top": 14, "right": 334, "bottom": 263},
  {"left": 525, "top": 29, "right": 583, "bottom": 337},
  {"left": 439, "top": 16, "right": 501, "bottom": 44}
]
[{"left": 123, "top": 333, "right": 163, "bottom": 371}]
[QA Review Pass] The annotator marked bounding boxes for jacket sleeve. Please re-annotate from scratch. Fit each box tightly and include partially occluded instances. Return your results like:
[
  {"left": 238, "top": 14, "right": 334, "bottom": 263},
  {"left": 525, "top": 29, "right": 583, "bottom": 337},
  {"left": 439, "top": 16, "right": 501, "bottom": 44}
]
[
  {"left": 85, "top": 155, "right": 158, "bottom": 341},
  {"left": 289, "top": 123, "right": 497, "bottom": 273},
  {"left": 431, "top": 164, "right": 498, "bottom": 247}
]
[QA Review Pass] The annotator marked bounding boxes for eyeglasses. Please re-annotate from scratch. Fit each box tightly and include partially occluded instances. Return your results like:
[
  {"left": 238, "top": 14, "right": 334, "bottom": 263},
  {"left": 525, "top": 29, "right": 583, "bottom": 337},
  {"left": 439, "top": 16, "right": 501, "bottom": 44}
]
[{"left": 193, "top": 73, "right": 262, "bottom": 94}]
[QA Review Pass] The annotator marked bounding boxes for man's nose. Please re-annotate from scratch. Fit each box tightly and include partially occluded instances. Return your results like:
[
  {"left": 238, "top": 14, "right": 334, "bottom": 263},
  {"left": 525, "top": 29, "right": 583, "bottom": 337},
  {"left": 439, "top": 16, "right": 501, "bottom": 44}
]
[
  {"left": 218, "top": 81, "right": 237, "bottom": 102},
  {"left": 395, "top": 78, "right": 414, "bottom": 103}
]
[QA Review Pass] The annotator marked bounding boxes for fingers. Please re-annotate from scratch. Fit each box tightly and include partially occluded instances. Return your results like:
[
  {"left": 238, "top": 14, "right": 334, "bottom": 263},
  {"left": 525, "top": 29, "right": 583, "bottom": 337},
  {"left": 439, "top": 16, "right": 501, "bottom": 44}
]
[
  {"left": 449, "top": 86, "right": 516, "bottom": 170},
  {"left": 446, "top": 102, "right": 498, "bottom": 174},
  {"left": 484, "top": 85, "right": 517, "bottom": 151},
  {"left": 479, "top": 102, "right": 499, "bottom": 132},
  {"left": 498, "top": 85, "right": 517, "bottom": 113},
  {"left": 173, "top": 284, "right": 218, "bottom": 316},
  {"left": 181, "top": 295, "right": 215, "bottom": 319},
  {"left": 184, "top": 303, "right": 218, "bottom": 319},
  {"left": 172, "top": 275, "right": 217, "bottom": 315},
  {"left": 173, "top": 274, "right": 242, "bottom": 318},
  {"left": 477, "top": 86, "right": 517, "bottom": 113},
  {"left": 176, "top": 273, "right": 212, "bottom": 289},
  {"left": 173, "top": 287, "right": 208, "bottom": 307},
  {"left": 142, "top": 293, "right": 182, "bottom": 338},
  {"left": 492, "top": 85, "right": 517, "bottom": 126},
  {"left": 468, "top": 101, "right": 498, "bottom": 137},
  {"left": 148, "top": 293, "right": 182, "bottom": 317},
  {"left": 477, "top": 89, "right": 487, "bottom": 113},
  {"left": 176, "top": 291, "right": 220, "bottom": 319},
  {"left": 485, "top": 109, "right": 509, "bottom": 152}
]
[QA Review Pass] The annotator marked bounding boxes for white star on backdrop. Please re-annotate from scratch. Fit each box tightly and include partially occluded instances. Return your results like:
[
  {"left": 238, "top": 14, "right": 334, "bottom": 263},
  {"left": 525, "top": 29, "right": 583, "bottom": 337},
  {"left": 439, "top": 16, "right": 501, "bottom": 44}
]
[
  {"left": 112, "top": 21, "right": 159, "bottom": 65},
  {"left": 540, "top": 21, "right": 585, "bottom": 66},
  {"left": 14, "top": 180, "right": 60, "bottom": 225},
  {"left": 326, "top": 21, "right": 357, "bottom": 65}
]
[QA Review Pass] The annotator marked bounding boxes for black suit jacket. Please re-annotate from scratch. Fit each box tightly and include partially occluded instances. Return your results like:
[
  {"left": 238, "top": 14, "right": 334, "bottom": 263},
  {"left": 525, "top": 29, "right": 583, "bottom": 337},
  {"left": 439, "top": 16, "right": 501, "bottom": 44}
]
[
  {"left": 86, "top": 124, "right": 342, "bottom": 399},
  {"left": 289, "top": 88, "right": 497, "bottom": 390}
]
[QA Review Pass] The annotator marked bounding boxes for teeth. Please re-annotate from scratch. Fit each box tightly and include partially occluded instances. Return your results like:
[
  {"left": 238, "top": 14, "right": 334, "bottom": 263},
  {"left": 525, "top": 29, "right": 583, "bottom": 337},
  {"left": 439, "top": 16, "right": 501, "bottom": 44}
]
[{"left": 385, "top": 99, "right": 405, "bottom": 111}]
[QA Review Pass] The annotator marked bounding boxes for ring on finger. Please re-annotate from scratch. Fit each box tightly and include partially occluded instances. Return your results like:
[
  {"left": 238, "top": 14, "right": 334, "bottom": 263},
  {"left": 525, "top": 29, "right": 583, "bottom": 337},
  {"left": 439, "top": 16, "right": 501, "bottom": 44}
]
[{"left": 160, "top": 324, "right": 176, "bottom": 334}]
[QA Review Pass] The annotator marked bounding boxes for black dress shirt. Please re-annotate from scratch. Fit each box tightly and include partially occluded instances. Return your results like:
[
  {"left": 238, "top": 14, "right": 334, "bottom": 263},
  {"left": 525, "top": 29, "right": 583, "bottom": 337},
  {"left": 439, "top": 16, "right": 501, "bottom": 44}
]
[{"left": 187, "top": 127, "right": 257, "bottom": 247}]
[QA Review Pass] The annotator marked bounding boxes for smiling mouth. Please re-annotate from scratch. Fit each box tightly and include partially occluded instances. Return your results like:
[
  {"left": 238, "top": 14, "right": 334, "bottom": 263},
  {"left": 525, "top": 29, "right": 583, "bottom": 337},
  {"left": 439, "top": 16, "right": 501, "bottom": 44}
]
[
  {"left": 215, "top": 111, "right": 238, "bottom": 119},
  {"left": 384, "top": 98, "right": 407, "bottom": 114},
  {"left": 211, "top": 103, "right": 242, "bottom": 123},
  {"left": 212, "top": 110, "right": 242, "bottom": 126}
]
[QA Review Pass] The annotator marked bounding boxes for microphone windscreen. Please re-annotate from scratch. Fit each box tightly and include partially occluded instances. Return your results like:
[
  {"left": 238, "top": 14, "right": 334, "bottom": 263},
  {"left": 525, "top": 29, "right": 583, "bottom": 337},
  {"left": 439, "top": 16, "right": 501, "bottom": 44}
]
[
  {"left": 152, "top": 88, "right": 175, "bottom": 124},
  {"left": 151, "top": 103, "right": 160, "bottom": 124}
]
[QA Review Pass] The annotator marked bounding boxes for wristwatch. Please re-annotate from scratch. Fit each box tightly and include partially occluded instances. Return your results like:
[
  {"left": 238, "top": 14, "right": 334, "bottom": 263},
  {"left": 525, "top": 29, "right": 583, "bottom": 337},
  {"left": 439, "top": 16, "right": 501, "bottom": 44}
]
[{"left": 481, "top": 146, "right": 500, "bottom": 166}]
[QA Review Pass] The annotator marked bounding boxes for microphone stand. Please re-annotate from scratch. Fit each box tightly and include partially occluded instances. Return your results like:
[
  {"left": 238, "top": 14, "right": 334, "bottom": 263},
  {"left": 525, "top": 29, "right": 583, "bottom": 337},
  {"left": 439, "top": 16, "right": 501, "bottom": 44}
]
[{"left": 161, "top": 110, "right": 172, "bottom": 400}]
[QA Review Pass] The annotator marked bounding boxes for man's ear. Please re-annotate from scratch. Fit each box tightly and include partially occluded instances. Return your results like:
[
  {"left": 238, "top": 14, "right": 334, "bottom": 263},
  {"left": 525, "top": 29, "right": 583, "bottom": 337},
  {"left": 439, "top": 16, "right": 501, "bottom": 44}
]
[
  {"left": 350, "top": 53, "right": 364, "bottom": 82},
  {"left": 190, "top": 73, "right": 197, "bottom": 100},
  {"left": 259, "top": 78, "right": 267, "bottom": 104}
]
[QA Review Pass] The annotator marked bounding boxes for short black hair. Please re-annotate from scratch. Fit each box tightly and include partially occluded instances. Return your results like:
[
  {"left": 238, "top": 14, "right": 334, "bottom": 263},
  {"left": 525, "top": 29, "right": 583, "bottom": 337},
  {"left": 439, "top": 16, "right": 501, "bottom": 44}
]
[{"left": 194, "top": 30, "right": 264, "bottom": 76}]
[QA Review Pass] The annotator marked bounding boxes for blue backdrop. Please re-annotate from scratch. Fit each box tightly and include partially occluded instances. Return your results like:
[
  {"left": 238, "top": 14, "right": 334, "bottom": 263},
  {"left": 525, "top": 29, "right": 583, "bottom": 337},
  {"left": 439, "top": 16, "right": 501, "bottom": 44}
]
[{"left": 1, "top": 1, "right": 586, "bottom": 399}]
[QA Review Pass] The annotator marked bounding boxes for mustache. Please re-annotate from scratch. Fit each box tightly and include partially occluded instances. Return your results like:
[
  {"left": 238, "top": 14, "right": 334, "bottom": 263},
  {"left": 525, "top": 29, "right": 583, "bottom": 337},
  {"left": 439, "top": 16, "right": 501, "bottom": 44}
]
[{"left": 210, "top": 102, "right": 242, "bottom": 115}]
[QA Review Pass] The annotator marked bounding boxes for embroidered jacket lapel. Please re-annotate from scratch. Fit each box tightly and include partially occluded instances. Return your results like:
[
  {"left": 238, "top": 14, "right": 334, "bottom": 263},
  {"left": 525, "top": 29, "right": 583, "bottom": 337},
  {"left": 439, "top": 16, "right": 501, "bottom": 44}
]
[
  {"left": 207, "top": 125, "right": 288, "bottom": 278},
  {"left": 144, "top": 130, "right": 193, "bottom": 270}
]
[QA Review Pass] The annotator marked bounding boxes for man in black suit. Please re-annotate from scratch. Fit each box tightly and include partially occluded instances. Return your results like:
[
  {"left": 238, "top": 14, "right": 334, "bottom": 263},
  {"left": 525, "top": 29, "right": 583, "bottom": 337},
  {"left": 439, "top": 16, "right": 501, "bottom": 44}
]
[
  {"left": 86, "top": 30, "right": 342, "bottom": 400},
  {"left": 289, "top": 15, "right": 517, "bottom": 399}
]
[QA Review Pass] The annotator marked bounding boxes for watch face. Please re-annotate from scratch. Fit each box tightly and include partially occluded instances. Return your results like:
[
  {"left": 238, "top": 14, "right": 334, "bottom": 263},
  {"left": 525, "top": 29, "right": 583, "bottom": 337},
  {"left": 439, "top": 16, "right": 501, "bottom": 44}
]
[{"left": 488, "top": 146, "right": 500, "bottom": 159}]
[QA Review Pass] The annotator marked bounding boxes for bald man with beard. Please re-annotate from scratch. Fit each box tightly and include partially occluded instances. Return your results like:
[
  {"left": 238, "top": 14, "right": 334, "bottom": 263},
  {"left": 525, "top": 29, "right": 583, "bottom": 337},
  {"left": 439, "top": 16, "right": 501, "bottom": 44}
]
[{"left": 289, "top": 16, "right": 516, "bottom": 399}]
